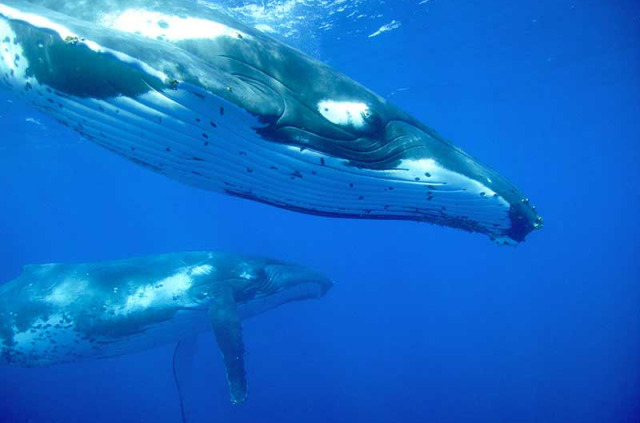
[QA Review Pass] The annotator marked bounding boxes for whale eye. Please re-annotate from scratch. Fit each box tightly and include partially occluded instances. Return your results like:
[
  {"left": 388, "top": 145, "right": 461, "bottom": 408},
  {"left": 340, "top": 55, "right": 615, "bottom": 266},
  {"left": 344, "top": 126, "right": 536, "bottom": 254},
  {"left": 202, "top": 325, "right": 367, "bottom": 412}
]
[{"left": 361, "top": 108, "right": 383, "bottom": 130}]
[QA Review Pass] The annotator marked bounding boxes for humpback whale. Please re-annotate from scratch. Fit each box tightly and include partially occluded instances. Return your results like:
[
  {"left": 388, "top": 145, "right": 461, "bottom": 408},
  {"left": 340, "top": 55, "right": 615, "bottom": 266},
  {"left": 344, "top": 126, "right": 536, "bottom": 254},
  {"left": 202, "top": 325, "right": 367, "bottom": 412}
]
[
  {"left": 0, "top": 0, "right": 543, "bottom": 244},
  {"left": 0, "top": 251, "right": 333, "bottom": 407}
]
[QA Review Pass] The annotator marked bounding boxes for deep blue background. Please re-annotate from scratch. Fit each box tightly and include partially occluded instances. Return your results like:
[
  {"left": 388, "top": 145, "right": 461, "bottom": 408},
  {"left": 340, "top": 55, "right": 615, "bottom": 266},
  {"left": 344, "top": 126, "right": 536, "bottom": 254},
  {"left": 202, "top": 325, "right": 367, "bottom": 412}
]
[{"left": 0, "top": 0, "right": 638, "bottom": 422}]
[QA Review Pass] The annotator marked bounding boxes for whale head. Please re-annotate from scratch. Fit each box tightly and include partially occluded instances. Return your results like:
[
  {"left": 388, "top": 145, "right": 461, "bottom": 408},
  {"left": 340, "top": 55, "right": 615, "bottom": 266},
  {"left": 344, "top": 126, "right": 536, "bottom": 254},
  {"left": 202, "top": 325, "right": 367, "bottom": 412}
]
[
  {"left": 262, "top": 262, "right": 333, "bottom": 299},
  {"left": 234, "top": 259, "right": 333, "bottom": 319},
  {"left": 256, "top": 93, "right": 544, "bottom": 244}
]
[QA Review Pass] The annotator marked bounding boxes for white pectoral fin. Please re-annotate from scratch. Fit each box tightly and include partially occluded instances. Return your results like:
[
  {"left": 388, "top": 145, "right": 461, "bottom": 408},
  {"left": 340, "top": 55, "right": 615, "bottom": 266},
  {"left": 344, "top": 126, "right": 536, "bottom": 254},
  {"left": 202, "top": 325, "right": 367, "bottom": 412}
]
[
  {"left": 209, "top": 286, "right": 247, "bottom": 405},
  {"left": 172, "top": 336, "right": 199, "bottom": 423}
]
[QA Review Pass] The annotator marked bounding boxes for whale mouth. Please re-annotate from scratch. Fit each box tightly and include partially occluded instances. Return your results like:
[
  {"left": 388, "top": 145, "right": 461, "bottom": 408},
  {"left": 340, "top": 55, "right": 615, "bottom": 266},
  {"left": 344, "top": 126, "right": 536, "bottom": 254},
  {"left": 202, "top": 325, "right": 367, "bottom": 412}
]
[{"left": 238, "top": 281, "right": 331, "bottom": 320}]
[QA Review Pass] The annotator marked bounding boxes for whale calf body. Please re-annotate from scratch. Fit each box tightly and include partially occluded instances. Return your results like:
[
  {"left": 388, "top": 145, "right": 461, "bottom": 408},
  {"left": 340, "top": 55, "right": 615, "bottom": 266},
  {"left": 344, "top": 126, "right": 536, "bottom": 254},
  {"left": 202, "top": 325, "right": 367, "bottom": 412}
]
[
  {"left": 0, "top": 251, "right": 332, "bottom": 405},
  {"left": 0, "top": 0, "right": 542, "bottom": 243}
]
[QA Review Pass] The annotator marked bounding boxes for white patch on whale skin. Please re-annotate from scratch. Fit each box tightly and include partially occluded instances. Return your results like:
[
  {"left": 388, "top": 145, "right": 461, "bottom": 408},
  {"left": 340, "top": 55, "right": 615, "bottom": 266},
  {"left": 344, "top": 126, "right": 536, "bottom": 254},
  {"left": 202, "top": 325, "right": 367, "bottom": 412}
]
[
  {"left": 85, "top": 45, "right": 168, "bottom": 83},
  {"left": 396, "top": 158, "right": 504, "bottom": 198},
  {"left": 44, "top": 279, "right": 88, "bottom": 307},
  {"left": 317, "top": 100, "right": 370, "bottom": 129},
  {"left": 390, "top": 158, "right": 511, "bottom": 227},
  {"left": 0, "top": 19, "right": 27, "bottom": 81},
  {"left": 118, "top": 270, "right": 194, "bottom": 315},
  {"left": 190, "top": 264, "right": 214, "bottom": 276},
  {"left": 239, "top": 270, "right": 255, "bottom": 280},
  {"left": 100, "top": 9, "right": 249, "bottom": 42}
]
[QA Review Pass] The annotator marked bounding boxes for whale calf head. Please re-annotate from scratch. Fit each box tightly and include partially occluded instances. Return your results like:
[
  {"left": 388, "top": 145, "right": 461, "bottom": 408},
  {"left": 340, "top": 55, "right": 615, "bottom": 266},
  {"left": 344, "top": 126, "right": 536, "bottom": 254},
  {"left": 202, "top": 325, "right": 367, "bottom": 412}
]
[
  {"left": 0, "top": 0, "right": 543, "bottom": 244},
  {"left": 233, "top": 258, "right": 333, "bottom": 319},
  {"left": 261, "top": 261, "right": 333, "bottom": 299}
]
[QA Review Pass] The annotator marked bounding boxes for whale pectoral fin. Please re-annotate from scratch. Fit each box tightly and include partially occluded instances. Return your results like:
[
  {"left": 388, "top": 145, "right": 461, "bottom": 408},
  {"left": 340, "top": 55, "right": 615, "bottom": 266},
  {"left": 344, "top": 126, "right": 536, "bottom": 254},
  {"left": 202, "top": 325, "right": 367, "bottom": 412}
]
[
  {"left": 209, "top": 286, "right": 247, "bottom": 405},
  {"left": 172, "top": 336, "right": 199, "bottom": 423}
]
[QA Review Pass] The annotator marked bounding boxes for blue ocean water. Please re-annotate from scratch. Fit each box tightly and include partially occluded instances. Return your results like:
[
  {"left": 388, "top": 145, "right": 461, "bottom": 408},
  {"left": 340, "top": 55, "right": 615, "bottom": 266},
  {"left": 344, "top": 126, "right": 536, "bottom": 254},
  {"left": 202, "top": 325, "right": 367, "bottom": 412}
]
[{"left": 0, "top": 0, "right": 638, "bottom": 422}]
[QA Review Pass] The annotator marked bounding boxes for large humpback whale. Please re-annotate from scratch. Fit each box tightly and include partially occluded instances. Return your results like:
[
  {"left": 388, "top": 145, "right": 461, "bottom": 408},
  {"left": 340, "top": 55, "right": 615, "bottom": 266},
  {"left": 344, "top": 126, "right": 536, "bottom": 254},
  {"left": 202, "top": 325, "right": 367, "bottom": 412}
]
[
  {"left": 0, "top": 251, "right": 332, "bottom": 407},
  {"left": 0, "top": 0, "right": 543, "bottom": 244}
]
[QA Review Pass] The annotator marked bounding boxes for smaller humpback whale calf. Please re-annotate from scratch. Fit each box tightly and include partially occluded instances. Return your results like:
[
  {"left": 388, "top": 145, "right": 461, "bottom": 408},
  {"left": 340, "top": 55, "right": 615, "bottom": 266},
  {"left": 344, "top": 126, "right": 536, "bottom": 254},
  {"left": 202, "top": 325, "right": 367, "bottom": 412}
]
[
  {"left": 0, "top": 0, "right": 543, "bottom": 244},
  {"left": 0, "top": 251, "right": 333, "bottom": 413}
]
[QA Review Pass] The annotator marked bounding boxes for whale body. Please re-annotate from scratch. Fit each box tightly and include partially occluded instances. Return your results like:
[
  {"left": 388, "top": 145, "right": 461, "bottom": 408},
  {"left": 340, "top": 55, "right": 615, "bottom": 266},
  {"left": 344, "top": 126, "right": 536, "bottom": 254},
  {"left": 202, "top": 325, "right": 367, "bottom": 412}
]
[
  {"left": 0, "top": 0, "right": 543, "bottom": 244},
  {"left": 0, "top": 251, "right": 333, "bottom": 405}
]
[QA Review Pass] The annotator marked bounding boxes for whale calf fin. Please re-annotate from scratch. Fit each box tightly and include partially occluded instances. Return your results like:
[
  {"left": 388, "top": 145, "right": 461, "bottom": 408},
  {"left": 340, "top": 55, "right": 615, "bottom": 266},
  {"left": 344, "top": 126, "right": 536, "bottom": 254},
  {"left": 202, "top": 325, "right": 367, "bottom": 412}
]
[
  {"left": 209, "top": 285, "right": 247, "bottom": 404},
  {"left": 173, "top": 336, "right": 199, "bottom": 423}
]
